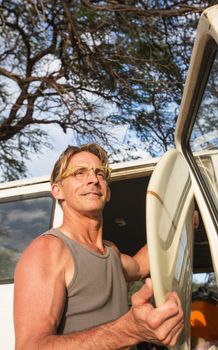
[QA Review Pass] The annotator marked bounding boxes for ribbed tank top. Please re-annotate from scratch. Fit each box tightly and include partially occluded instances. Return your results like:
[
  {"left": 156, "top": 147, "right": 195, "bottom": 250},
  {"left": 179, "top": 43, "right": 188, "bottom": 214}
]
[{"left": 42, "top": 228, "right": 129, "bottom": 334}]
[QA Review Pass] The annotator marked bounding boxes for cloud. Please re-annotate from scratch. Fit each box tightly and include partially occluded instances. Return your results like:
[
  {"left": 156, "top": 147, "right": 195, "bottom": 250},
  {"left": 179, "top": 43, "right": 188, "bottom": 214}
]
[{"left": 7, "top": 208, "right": 48, "bottom": 223}]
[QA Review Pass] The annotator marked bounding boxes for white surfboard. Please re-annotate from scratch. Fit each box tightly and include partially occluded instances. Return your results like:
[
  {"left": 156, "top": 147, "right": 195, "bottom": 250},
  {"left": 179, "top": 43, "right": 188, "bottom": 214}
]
[{"left": 146, "top": 149, "right": 195, "bottom": 350}]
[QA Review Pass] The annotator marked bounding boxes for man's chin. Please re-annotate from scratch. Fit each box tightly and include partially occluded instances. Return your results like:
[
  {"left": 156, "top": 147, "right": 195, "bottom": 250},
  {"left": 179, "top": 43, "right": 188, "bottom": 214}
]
[{"left": 81, "top": 205, "right": 104, "bottom": 218}]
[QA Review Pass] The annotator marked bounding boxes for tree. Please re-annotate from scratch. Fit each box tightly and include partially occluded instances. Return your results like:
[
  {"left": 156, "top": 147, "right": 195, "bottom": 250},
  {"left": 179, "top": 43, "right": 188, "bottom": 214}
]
[{"left": 0, "top": 0, "right": 210, "bottom": 180}]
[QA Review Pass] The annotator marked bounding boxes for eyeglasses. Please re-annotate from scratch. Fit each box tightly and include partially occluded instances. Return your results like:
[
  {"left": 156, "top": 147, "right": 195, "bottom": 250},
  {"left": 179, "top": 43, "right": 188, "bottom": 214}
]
[{"left": 61, "top": 165, "right": 112, "bottom": 182}]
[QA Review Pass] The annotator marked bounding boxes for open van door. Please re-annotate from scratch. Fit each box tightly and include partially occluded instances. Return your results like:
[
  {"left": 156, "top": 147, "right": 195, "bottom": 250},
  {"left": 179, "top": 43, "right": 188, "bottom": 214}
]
[
  {"left": 146, "top": 5, "right": 218, "bottom": 350},
  {"left": 175, "top": 5, "right": 218, "bottom": 283}
]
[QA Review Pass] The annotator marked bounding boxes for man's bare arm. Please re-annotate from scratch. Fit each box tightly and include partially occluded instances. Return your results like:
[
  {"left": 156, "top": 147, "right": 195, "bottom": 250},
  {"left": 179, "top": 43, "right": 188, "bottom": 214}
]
[
  {"left": 120, "top": 245, "right": 150, "bottom": 281},
  {"left": 14, "top": 238, "right": 183, "bottom": 350},
  {"left": 15, "top": 278, "right": 183, "bottom": 350}
]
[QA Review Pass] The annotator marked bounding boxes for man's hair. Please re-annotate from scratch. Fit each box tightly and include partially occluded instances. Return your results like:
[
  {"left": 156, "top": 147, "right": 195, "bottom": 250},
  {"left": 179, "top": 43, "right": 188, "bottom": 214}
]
[{"left": 50, "top": 143, "right": 109, "bottom": 184}]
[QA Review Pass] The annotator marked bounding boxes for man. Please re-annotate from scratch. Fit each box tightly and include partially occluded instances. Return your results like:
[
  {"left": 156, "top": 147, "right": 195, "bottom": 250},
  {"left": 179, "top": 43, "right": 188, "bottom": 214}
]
[{"left": 14, "top": 143, "right": 184, "bottom": 350}]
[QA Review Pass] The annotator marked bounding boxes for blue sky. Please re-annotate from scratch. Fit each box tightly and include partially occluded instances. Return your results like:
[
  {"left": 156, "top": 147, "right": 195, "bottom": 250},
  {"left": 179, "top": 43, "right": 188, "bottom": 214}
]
[{"left": 25, "top": 122, "right": 152, "bottom": 178}]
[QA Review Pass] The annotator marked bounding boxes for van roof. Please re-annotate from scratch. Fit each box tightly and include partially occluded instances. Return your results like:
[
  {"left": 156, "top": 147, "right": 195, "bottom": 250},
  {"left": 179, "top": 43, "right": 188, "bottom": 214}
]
[{"left": 0, "top": 157, "right": 159, "bottom": 190}]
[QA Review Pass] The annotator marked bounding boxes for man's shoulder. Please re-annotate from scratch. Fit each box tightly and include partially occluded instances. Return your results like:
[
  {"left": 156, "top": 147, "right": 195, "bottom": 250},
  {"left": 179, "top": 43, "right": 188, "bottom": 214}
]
[
  {"left": 17, "top": 231, "right": 68, "bottom": 268},
  {"left": 31, "top": 230, "right": 66, "bottom": 250}
]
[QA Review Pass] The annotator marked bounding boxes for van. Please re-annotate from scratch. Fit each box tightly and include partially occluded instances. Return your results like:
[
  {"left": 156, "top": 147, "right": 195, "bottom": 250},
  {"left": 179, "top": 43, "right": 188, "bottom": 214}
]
[{"left": 0, "top": 5, "right": 218, "bottom": 350}]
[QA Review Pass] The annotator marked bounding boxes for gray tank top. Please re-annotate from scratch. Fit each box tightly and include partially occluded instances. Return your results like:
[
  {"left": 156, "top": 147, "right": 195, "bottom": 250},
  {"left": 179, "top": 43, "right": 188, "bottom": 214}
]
[{"left": 42, "top": 228, "right": 129, "bottom": 334}]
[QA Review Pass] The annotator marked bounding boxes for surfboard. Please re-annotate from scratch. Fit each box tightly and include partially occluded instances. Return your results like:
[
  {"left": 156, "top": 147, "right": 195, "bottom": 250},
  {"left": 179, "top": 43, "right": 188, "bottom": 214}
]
[{"left": 146, "top": 149, "right": 195, "bottom": 350}]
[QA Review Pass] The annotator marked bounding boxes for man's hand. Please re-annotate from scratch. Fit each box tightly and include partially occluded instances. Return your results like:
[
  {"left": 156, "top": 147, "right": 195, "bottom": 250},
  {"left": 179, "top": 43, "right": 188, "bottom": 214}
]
[{"left": 129, "top": 278, "right": 184, "bottom": 347}]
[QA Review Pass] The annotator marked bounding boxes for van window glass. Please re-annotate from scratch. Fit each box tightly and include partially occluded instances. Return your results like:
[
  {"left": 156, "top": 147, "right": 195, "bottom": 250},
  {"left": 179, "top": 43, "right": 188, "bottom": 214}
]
[
  {"left": 189, "top": 51, "right": 218, "bottom": 211},
  {"left": 0, "top": 195, "right": 53, "bottom": 283}
]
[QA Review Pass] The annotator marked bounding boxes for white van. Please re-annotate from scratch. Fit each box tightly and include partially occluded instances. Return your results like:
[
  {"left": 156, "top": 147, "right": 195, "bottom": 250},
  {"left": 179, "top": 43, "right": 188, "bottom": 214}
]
[{"left": 0, "top": 5, "right": 218, "bottom": 350}]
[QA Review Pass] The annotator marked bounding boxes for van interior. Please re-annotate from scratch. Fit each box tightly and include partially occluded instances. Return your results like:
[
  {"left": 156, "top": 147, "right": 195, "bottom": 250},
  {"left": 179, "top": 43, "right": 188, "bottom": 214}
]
[{"left": 103, "top": 175, "right": 213, "bottom": 274}]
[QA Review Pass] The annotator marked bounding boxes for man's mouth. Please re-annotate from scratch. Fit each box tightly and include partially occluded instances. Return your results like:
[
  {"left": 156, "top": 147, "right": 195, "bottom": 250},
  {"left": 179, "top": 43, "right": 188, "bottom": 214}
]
[{"left": 83, "top": 192, "right": 102, "bottom": 197}]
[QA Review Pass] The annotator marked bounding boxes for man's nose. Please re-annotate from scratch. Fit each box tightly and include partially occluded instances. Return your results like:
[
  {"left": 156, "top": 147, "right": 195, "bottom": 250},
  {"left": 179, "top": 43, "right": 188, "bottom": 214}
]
[{"left": 87, "top": 168, "right": 99, "bottom": 182}]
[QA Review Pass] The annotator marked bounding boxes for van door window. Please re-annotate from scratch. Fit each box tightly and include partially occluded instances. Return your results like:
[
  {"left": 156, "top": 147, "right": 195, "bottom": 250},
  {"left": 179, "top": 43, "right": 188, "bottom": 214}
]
[
  {"left": 0, "top": 195, "right": 53, "bottom": 284},
  {"left": 189, "top": 50, "right": 218, "bottom": 212}
]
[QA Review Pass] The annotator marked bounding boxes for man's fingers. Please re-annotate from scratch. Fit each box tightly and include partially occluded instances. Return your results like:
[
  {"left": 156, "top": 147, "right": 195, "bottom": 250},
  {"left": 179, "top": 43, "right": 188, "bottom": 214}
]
[
  {"left": 170, "top": 320, "right": 184, "bottom": 346},
  {"left": 149, "top": 295, "right": 183, "bottom": 329},
  {"left": 166, "top": 291, "right": 182, "bottom": 310},
  {"left": 145, "top": 277, "right": 153, "bottom": 291},
  {"left": 150, "top": 310, "right": 184, "bottom": 347},
  {"left": 162, "top": 318, "right": 184, "bottom": 347},
  {"left": 130, "top": 283, "right": 184, "bottom": 348}
]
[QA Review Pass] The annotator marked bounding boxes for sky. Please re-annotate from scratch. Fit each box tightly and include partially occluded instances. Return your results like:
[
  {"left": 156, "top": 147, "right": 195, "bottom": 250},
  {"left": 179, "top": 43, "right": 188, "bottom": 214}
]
[
  {"left": 25, "top": 123, "right": 152, "bottom": 179},
  {"left": 1, "top": 58, "right": 152, "bottom": 179},
  {"left": 25, "top": 126, "right": 75, "bottom": 178}
]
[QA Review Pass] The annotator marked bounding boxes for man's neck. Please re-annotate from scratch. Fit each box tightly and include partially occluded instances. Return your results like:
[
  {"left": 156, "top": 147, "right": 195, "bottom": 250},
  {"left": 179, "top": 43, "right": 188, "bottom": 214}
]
[{"left": 58, "top": 210, "right": 105, "bottom": 252}]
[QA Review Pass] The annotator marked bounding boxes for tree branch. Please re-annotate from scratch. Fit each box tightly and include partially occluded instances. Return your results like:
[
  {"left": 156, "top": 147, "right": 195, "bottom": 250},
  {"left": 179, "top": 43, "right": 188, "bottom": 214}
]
[{"left": 81, "top": 0, "right": 205, "bottom": 17}]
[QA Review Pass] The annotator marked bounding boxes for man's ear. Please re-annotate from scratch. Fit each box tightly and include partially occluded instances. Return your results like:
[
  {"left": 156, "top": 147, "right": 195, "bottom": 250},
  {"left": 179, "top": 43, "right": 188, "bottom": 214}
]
[
  {"left": 106, "top": 186, "right": 111, "bottom": 202},
  {"left": 51, "top": 183, "right": 64, "bottom": 200}
]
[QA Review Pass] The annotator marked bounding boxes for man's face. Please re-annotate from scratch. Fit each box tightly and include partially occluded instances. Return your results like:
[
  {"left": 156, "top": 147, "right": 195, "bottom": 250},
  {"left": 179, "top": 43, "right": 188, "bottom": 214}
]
[{"left": 52, "top": 151, "right": 111, "bottom": 217}]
